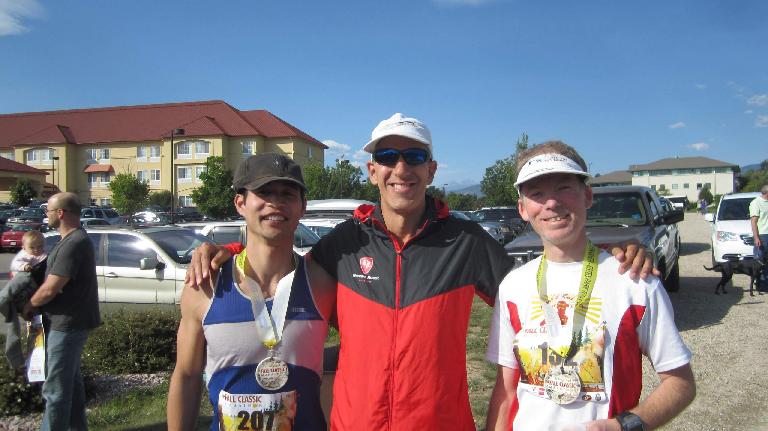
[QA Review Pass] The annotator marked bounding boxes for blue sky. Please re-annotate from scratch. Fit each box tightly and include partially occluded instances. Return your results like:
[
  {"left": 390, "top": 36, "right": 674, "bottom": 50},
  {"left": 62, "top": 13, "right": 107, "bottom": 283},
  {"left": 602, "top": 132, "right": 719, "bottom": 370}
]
[{"left": 1, "top": 0, "right": 766, "bottom": 190}]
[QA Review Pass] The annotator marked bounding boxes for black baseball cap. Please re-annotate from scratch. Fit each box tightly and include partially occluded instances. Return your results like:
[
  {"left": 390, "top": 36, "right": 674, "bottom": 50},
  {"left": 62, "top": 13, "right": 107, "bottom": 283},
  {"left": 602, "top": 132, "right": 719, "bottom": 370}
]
[{"left": 233, "top": 153, "right": 306, "bottom": 192}]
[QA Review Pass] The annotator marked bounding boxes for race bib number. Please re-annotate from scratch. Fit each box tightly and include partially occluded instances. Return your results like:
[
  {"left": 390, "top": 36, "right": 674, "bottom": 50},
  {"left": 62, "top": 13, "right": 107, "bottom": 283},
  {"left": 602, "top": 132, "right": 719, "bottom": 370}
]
[{"left": 218, "top": 390, "right": 297, "bottom": 431}]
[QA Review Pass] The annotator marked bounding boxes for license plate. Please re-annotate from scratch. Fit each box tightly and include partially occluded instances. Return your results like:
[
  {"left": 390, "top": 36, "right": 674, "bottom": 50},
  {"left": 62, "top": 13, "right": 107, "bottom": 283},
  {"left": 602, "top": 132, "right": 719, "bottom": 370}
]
[{"left": 10, "top": 241, "right": 16, "bottom": 246}]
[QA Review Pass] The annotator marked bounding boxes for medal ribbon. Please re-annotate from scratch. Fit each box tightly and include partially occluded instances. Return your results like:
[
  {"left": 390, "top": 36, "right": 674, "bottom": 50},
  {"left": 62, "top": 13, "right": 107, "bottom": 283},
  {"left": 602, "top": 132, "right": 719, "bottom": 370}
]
[
  {"left": 235, "top": 249, "right": 296, "bottom": 350},
  {"left": 535, "top": 242, "right": 599, "bottom": 360}
]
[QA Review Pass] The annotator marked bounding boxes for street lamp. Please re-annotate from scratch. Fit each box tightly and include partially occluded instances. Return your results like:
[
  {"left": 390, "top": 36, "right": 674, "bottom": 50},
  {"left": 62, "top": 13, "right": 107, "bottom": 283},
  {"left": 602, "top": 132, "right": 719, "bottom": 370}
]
[
  {"left": 169, "top": 128, "right": 185, "bottom": 223},
  {"left": 52, "top": 156, "right": 60, "bottom": 190}
]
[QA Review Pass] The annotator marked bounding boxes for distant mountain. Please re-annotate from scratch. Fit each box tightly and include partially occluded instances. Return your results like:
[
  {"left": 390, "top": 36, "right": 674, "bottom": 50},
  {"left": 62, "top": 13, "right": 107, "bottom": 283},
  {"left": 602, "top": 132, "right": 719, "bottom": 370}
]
[
  {"left": 741, "top": 163, "right": 762, "bottom": 173},
  {"left": 450, "top": 183, "right": 483, "bottom": 196}
]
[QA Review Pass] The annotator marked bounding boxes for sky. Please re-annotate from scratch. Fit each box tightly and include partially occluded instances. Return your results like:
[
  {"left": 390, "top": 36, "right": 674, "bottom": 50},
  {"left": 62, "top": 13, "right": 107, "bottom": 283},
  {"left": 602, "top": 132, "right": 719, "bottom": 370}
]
[{"left": 1, "top": 0, "right": 766, "bottom": 190}]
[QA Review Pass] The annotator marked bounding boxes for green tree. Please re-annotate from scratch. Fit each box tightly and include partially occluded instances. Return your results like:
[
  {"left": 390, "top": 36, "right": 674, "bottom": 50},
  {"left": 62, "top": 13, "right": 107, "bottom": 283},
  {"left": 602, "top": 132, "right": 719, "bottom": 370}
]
[
  {"left": 148, "top": 190, "right": 172, "bottom": 209},
  {"left": 446, "top": 192, "right": 479, "bottom": 211},
  {"left": 740, "top": 159, "right": 768, "bottom": 192},
  {"left": 426, "top": 185, "right": 446, "bottom": 201},
  {"left": 191, "top": 156, "right": 236, "bottom": 219},
  {"left": 481, "top": 133, "right": 528, "bottom": 206},
  {"left": 698, "top": 185, "right": 714, "bottom": 204},
  {"left": 303, "top": 159, "right": 371, "bottom": 200},
  {"left": 358, "top": 180, "right": 380, "bottom": 203},
  {"left": 302, "top": 160, "right": 328, "bottom": 200},
  {"left": 10, "top": 178, "right": 37, "bottom": 207},
  {"left": 109, "top": 173, "right": 149, "bottom": 218}
]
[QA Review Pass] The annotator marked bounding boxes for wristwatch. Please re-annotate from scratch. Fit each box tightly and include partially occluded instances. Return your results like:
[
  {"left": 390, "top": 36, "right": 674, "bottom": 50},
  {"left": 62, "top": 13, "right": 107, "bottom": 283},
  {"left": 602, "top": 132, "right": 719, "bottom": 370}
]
[{"left": 616, "top": 411, "right": 645, "bottom": 431}]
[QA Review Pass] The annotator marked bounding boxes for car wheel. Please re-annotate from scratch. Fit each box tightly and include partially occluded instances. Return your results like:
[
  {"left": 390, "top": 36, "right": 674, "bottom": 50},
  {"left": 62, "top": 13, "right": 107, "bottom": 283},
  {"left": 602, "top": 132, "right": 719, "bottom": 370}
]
[{"left": 664, "top": 261, "right": 680, "bottom": 292}]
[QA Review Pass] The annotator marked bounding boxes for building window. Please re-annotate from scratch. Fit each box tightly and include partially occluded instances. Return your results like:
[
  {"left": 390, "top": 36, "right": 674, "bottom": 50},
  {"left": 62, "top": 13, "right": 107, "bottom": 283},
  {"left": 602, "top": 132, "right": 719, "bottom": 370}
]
[
  {"left": 88, "top": 173, "right": 99, "bottom": 187},
  {"left": 86, "top": 149, "right": 97, "bottom": 163},
  {"left": 0, "top": 151, "right": 14, "bottom": 161},
  {"left": 26, "top": 150, "right": 38, "bottom": 163},
  {"left": 195, "top": 141, "right": 210, "bottom": 158},
  {"left": 137, "top": 170, "right": 148, "bottom": 183},
  {"left": 195, "top": 166, "right": 206, "bottom": 182},
  {"left": 100, "top": 149, "right": 110, "bottom": 162},
  {"left": 90, "top": 199, "right": 98, "bottom": 206},
  {"left": 650, "top": 185, "right": 657, "bottom": 190},
  {"left": 102, "top": 173, "right": 111, "bottom": 185},
  {"left": 177, "top": 166, "right": 192, "bottom": 183},
  {"left": 308, "top": 146, "right": 313, "bottom": 158},
  {"left": 658, "top": 184, "right": 666, "bottom": 191},
  {"left": 150, "top": 145, "right": 161, "bottom": 160},
  {"left": 151, "top": 169, "right": 161, "bottom": 184},
  {"left": 697, "top": 183, "right": 702, "bottom": 190},
  {"left": 672, "top": 184, "right": 678, "bottom": 189},
  {"left": 704, "top": 182, "right": 711, "bottom": 189},
  {"left": 179, "top": 196, "right": 194, "bottom": 207},
  {"left": 25, "top": 148, "right": 54, "bottom": 164},
  {"left": 177, "top": 142, "right": 191, "bottom": 159},
  {"left": 137, "top": 146, "right": 148, "bottom": 159},
  {"left": 684, "top": 183, "right": 689, "bottom": 189},
  {"left": 243, "top": 140, "right": 254, "bottom": 155},
  {"left": 100, "top": 198, "right": 111, "bottom": 207}
]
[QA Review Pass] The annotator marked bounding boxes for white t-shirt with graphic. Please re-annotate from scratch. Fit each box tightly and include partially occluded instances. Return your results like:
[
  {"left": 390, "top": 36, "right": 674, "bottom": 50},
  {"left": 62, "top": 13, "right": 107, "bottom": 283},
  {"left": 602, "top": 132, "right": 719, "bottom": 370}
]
[{"left": 486, "top": 250, "right": 691, "bottom": 430}]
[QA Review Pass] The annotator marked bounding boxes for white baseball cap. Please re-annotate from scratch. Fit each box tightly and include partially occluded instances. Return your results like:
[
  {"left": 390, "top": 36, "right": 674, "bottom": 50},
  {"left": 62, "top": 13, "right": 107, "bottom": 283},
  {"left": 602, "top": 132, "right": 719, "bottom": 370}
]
[
  {"left": 515, "top": 153, "right": 591, "bottom": 188},
  {"left": 362, "top": 113, "right": 433, "bottom": 155}
]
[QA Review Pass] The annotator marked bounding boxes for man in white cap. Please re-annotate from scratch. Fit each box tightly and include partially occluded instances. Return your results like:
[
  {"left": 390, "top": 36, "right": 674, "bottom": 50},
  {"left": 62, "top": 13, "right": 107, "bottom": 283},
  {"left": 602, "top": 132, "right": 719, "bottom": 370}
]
[
  {"left": 485, "top": 141, "right": 695, "bottom": 431},
  {"left": 186, "top": 116, "right": 655, "bottom": 430}
]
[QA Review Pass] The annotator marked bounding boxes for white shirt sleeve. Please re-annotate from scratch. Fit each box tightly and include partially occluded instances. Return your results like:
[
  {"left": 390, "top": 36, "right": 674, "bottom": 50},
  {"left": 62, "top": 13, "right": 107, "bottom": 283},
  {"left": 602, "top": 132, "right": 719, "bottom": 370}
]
[
  {"left": 637, "top": 279, "right": 692, "bottom": 373},
  {"left": 486, "top": 282, "right": 519, "bottom": 369},
  {"left": 10, "top": 250, "right": 33, "bottom": 272}
]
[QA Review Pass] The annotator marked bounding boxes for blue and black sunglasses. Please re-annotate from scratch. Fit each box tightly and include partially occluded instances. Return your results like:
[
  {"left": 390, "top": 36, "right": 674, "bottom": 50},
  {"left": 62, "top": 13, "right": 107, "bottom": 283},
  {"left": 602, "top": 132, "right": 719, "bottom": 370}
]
[{"left": 372, "top": 148, "right": 430, "bottom": 167}]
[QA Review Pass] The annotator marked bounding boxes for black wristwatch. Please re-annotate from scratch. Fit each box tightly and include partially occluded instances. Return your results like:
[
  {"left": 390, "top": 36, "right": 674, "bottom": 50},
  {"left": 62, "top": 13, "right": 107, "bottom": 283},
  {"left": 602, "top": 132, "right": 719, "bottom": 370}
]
[{"left": 615, "top": 411, "right": 645, "bottom": 431}]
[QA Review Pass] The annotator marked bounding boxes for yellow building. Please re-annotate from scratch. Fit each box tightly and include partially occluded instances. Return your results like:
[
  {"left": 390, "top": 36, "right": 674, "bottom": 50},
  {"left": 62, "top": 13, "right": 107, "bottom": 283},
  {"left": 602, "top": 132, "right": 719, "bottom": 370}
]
[{"left": 0, "top": 100, "right": 326, "bottom": 206}]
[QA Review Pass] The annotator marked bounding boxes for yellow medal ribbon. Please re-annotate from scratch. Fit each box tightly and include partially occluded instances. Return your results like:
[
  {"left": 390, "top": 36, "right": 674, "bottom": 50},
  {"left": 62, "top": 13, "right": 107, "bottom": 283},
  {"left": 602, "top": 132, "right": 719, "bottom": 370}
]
[{"left": 536, "top": 242, "right": 599, "bottom": 360}]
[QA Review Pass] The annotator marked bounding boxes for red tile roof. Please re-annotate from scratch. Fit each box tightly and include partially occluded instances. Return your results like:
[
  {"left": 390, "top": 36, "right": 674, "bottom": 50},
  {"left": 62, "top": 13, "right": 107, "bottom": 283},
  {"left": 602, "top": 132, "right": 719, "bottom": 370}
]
[
  {"left": 83, "top": 164, "right": 114, "bottom": 173},
  {"left": 0, "top": 157, "right": 47, "bottom": 175},
  {"left": 0, "top": 100, "right": 326, "bottom": 149}
]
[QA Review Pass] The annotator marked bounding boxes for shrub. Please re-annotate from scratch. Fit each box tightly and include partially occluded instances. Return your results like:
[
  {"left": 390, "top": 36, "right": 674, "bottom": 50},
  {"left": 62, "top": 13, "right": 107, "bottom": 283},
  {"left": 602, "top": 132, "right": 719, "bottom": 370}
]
[
  {"left": 82, "top": 309, "right": 180, "bottom": 375},
  {"left": 0, "top": 334, "right": 43, "bottom": 416}
]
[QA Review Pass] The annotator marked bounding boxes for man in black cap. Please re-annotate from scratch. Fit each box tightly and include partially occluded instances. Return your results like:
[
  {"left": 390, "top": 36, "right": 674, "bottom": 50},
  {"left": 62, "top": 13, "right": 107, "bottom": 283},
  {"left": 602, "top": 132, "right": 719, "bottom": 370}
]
[{"left": 168, "top": 154, "right": 335, "bottom": 431}]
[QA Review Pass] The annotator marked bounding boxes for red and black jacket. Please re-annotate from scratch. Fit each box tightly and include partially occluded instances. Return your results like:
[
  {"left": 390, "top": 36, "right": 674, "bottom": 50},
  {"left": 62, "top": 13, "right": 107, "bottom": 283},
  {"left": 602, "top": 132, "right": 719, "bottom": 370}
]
[{"left": 311, "top": 198, "right": 514, "bottom": 430}]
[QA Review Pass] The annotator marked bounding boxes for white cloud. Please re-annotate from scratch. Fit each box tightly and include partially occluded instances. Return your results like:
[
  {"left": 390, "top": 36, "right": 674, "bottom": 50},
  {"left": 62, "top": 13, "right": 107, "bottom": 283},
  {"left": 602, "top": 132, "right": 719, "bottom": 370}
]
[
  {"left": 687, "top": 142, "right": 709, "bottom": 151},
  {"left": 695, "top": 84, "right": 707, "bottom": 90},
  {"left": 322, "top": 139, "right": 351, "bottom": 161},
  {"left": 747, "top": 94, "right": 768, "bottom": 106},
  {"left": 433, "top": 0, "right": 496, "bottom": 5},
  {"left": 0, "top": 0, "right": 43, "bottom": 36},
  {"left": 668, "top": 121, "right": 686, "bottom": 129},
  {"left": 745, "top": 110, "right": 754, "bottom": 114},
  {"left": 756, "top": 115, "right": 768, "bottom": 128}
]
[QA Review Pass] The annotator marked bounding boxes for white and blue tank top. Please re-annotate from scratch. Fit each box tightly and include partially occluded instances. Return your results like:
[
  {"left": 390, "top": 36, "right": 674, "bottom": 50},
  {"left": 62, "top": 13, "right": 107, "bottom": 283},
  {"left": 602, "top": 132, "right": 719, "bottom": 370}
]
[{"left": 202, "top": 256, "right": 328, "bottom": 430}]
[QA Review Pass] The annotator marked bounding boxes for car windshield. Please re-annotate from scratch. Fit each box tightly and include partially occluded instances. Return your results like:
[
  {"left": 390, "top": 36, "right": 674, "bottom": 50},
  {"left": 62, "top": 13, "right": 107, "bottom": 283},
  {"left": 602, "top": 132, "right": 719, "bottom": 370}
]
[
  {"left": 450, "top": 211, "right": 471, "bottom": 220},
  {"left": 294, "top": 223, "right": 320, "bottom": 248},
  {"left": 12, "top": 224, "right": 37, "bottom": 232},
  {"left": 717, "top": 198, "right": 753, "bottom": 221},
  {"left": 586, "top": 192, "right": 647, "bottom": 226},
  {"left": 144, "top": 229, "right": 212, "bottom": 264}
]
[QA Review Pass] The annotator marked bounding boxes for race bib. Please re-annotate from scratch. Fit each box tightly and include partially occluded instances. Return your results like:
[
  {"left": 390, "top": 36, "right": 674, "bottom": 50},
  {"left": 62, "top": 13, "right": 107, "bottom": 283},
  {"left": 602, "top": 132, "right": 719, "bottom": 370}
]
[{"left": 218, "top": 390, "right": 297, "bottom": 431}]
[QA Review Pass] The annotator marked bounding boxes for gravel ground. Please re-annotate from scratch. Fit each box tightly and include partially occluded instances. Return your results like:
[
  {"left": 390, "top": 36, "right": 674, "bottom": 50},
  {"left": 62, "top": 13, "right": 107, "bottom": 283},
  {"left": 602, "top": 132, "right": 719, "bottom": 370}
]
[{"left": 641, "top": 213, "right": 768, "bottom": 431}]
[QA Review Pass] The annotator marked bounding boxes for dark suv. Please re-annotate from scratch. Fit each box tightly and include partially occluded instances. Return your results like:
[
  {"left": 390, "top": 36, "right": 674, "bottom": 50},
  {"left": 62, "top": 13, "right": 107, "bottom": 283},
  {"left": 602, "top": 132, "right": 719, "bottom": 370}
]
[
  {"left": 505, "top": 186, "right": 683, "bottom": 292},
  {"left": 471, "top": 207, "right": 526, "bottom": 243}
]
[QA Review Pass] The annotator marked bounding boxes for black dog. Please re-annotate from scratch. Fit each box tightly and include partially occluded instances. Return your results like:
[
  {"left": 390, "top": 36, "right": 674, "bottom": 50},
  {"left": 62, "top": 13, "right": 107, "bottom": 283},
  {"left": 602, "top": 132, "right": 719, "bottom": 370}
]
[{"left": 703, "top": 257, "right": 766, "bottom": 296}]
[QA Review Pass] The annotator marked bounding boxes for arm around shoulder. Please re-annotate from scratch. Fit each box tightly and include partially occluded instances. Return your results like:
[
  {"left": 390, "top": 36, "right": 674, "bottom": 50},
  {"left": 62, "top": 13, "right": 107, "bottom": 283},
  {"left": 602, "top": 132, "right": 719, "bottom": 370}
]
[
  {"left": 305, "top": 255, "right": 337, "bottom": 323},
  {"left": 167, "top": 284, "right": 210, "bottom": 431}
]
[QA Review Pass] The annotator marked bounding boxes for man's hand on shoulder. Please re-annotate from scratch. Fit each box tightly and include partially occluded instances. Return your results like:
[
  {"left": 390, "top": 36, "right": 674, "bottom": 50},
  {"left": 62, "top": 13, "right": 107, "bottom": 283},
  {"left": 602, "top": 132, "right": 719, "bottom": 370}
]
[
  {"left": 609, "top": 241, "right": 660, "bottom": 281},
  {"left": 184, "top": 242, "right": 232, "bottom": 290}
]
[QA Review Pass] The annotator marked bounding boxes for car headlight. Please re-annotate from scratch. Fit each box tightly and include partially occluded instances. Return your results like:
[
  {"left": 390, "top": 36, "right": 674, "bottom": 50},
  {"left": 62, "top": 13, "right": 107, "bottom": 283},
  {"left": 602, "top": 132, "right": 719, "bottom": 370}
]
[
  {"left": 500, "top": 226, "right": 511, "bottom": 232},
  {"left": 715, "top": 231, "right": 739, "bottom": 242}
]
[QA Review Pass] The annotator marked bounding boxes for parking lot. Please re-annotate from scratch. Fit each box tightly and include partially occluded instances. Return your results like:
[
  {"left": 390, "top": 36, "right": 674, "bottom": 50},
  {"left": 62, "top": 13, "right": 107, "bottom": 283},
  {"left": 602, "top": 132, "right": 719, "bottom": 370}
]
[
  {"left": 640, "top": 213, "right": 767, "bottom": 431},
  {"left": 1, "top": 214, "right": 767, "bottom": 430}
]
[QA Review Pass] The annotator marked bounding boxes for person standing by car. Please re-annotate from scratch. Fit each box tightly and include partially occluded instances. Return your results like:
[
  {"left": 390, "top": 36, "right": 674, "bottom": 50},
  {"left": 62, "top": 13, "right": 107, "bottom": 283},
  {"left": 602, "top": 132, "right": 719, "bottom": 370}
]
[
  {"left": 186, "top": 114, "right": 656, "bottom": 430},
  {"left": 485, "top": 141, "right": 695, "bottom": 430},
  {"left": 749, "top": 184, "right": 768, "bottom": 289},
  {"left": 167, "top": 154, "right": 335, "bottom": 430},
  {"left": 23, "top": 192, "right": 100, "bottom": 431}
]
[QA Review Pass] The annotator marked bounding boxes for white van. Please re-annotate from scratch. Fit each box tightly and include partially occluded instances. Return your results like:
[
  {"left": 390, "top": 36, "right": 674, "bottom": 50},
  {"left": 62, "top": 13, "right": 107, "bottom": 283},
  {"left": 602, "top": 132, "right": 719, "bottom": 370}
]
[{"left": 705, "top": 192, "right": 761, "bottom": 264}]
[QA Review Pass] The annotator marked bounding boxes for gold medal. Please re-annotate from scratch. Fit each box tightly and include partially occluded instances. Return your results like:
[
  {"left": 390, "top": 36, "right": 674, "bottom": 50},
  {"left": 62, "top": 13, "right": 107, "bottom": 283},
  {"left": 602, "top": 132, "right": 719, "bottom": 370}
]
[{"left": 544, "top": 366, "right": 582, "bottom": 405}]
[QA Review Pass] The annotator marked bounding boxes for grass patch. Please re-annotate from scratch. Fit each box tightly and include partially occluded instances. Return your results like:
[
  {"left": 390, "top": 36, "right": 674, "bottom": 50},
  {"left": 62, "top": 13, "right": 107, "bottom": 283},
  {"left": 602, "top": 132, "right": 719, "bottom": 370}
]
[
  {"left": 466, "top": 297, "right": 498, "bottom": 428},
  {"left": 87, "top": 379, "right": 212, "bottom": 431}
]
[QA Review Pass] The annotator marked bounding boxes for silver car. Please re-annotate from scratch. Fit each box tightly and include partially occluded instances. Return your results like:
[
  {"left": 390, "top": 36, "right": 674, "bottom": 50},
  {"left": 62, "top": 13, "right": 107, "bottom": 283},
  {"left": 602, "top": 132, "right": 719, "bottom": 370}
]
[{"left": 44, "top": 226, "right": 211, "bottom": 307}]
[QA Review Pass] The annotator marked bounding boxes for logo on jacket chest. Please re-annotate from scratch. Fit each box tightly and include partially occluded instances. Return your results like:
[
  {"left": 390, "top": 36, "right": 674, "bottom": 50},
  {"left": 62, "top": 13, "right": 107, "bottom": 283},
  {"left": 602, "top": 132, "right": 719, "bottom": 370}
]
[{"left": 352, "top": 256, "right": 380, "bottom": 282}]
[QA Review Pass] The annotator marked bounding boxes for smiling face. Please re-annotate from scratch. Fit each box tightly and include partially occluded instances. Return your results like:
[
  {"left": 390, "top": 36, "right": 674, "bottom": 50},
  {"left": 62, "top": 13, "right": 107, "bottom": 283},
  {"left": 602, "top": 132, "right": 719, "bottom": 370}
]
[
  {"left": 367, "top": 135, "right": 437, "bottom": 219},
  {"left": 518, "top": 173, "right": 593, "bottom": 260},
  {"left": 235, "top": 180, "right": 306, "bottom": 247}
]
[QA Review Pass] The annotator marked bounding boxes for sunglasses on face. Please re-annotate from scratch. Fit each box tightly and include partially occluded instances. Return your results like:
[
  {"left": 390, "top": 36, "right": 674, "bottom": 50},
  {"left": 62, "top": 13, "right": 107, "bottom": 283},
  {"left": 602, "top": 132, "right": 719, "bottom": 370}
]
[{"left": 372, "top": 148, "right": 430, "bottom": 167}]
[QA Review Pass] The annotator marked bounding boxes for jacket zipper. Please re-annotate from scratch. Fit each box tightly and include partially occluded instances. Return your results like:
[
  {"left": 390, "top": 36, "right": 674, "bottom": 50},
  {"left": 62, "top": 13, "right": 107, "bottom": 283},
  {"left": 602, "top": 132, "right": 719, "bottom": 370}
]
[{"left": 372, "top": 217, "right": 431, "bottom": 431}]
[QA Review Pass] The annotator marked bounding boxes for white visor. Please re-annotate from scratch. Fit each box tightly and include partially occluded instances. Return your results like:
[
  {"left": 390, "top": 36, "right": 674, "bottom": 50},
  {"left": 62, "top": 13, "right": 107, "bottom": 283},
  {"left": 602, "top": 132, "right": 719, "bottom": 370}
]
[{"left": 515, "top": 153, "right": 590, "bottom": 188}]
